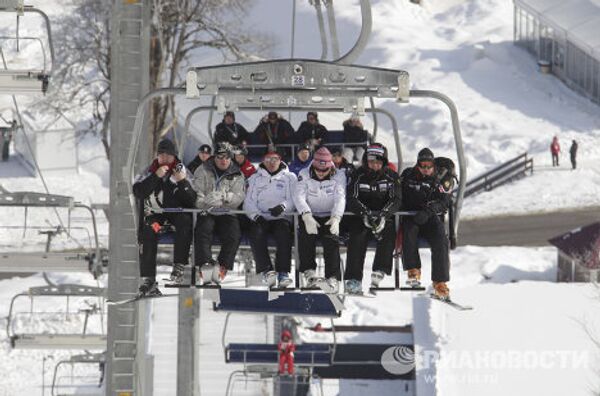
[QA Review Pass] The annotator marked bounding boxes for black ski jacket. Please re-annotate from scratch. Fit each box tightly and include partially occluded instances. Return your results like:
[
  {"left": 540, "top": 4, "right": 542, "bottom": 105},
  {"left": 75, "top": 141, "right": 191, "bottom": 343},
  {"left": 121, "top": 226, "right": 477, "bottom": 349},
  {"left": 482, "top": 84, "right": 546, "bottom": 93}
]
[
  {"left": 347, "top": 166, "right": 402, "bottom": 218},
  {"left": 401, "top": 166, "right": 451, "bottom": 215},
  {"left": 214, "top": 122, "right": 250, "bottom": 146},
  {"left": 296, "top": 121, "right": 328, "bottom": 144}
]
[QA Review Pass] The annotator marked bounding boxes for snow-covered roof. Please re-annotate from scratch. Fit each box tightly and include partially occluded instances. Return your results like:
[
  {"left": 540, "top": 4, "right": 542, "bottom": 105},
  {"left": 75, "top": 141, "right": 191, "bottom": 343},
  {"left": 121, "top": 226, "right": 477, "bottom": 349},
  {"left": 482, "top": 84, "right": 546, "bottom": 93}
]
[{"left": 515, "top": 0, "right": 600, "bottom": 59}]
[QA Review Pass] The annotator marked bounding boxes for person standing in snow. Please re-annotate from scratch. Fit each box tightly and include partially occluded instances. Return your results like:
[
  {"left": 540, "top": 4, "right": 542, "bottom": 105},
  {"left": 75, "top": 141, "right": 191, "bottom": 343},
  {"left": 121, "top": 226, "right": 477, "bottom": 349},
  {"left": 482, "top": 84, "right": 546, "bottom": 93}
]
[
  {"left": 569, "top": 140, "right": 578, "bottom": 170},
  {"left": 550, "top": 136, "right": 560, "bottom": 167},
  {"left": 401, "top": 148, "right": 452, "bottom": 300},
  {"left": 133, "top": 139, "right": 196, "bottom": 296},
  {"left": 294, "top": 147, "right": 346, "bottom": 293},
  {"left": 244, "top": 150, "right": 297, "bottom": 288},
  {"left": 192, "top": 143, "right": 245, "bottom": 285},
  {"left": 344, "top": 143, "right": 402, "bottom": 295}
]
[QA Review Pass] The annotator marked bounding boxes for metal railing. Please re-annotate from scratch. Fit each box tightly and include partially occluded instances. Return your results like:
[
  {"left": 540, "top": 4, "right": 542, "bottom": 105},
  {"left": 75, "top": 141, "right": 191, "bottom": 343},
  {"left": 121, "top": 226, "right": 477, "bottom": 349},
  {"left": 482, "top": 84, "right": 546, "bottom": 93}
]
[{"left": 462, "top": 153, "right": 533, "bottom": 198}]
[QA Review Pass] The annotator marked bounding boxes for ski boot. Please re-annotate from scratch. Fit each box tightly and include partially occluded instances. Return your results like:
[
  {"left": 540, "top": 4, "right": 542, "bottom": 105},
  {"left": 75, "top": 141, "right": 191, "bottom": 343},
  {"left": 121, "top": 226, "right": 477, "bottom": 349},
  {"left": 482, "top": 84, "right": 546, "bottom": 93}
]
[
  {"left": 212, "top": 264, "right": 228, "bottom": 285},
  {"left": 432, "top": 282, "right": 450, "bottom": 301},
  {"left": 370, "top": 270, "right": 385, "bottom": 288},
  {"left": 169, "top": 263, "right": 185, "bottom": 284},
  {"left": 406, "top": 268, "right": 422, "bottom": 288},
  {"left": 199, "top": 260, "right": 217, "bottom": 285},
  {"left": 318, "top": 277, "right": 339, "bottom": 294},
  {"left": 302, "top": 269, "right": 319, "bottom": 289},
  {"left": 262, "top": 270, "right": 277, "bottom": 288},
  {"left": 277, "top": 272, "right": 293, "bottom": 288},
  {"left": 138, "top": 278, "right": 162, "bottom": 297},
  {"left": 344, "top": 279, "right": 362, "bottom": 295}
]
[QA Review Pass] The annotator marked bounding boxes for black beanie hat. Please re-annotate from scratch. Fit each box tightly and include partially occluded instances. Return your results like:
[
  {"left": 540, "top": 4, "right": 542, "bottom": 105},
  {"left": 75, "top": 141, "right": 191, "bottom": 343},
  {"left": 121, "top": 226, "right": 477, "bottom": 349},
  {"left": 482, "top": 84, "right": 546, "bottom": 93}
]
[
  {"left": 157, "top": 139, "right": 177, "bottom": 156},
  {"left": 198, "top": 144, "right": 212, "bottom": 154},
  {"left": 224, "top": 111, "right": 235, "bottom": 121},
  {"left": 417, "top": 148, "right": 435, "bottom": 163}
]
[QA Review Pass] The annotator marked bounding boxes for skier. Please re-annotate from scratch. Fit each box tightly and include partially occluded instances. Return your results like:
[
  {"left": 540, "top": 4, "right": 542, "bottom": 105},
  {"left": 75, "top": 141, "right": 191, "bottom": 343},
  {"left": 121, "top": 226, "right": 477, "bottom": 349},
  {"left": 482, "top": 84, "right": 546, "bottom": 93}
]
[
  {"left": 550, "top": 136, "right": 560, "bottom": 167},
  {"left": 296, "top": 111, "right": 327, "bottom": 149},
  {"left": 342, "top": 116, "right": 370, "bottom": 163},
  {"left": 569, "top": 140, "right": 578, "bottom": 170},
  {"left": 214, "top": 111, "right": 250, "bottom": 146},
  {"left": 232, "top": 145, "right": 256, "bottom": 178},
  {"left": 186, "top": 144, "right": 212, "bottom": 174},
  {"left": 253, "top": 111, "right": 295, "bottom": 160},
  {"left": 192, "top": 143, "right": 245, "bottom": 284},
  {"left": 278, "top": 329, "right": 296, "bottom": 375},
  {"left": 288, "top": 143, "right": 312, "bottom": 176},
  {"left": 331, "top": 146, "right": 355, "bottom": 182},
  {"left": 294, "top": 147, "right": 345, "bottom": 293},
  {"left": 345, "top": 143, "right": 401, "bottom": 295},
  {"left": 243, "top": 150, "right": 297, "bottom": 288},
  {"left": 133, "top": 139, "right": 196, "bottom": 296},
  {"left": 401, "top": 148, "right": 452, "bottom": 300}
]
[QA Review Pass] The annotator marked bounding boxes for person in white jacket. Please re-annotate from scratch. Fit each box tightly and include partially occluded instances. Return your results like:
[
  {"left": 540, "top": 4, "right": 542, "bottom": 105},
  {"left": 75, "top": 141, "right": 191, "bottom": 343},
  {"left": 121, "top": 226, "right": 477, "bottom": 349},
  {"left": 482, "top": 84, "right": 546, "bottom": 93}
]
[
  {"left": 293, "top": 146, "right": 346, "bottom": 293},
  {"left": 244, "top": 150, "right": 297, "bottom": 288}
]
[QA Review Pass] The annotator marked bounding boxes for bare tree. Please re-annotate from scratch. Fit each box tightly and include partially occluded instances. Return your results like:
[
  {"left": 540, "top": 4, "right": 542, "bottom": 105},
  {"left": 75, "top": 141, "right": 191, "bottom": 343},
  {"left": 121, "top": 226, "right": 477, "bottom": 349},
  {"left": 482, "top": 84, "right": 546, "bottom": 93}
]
[{"left": 40, "top": 0, "right": 270, "bottom": 159}]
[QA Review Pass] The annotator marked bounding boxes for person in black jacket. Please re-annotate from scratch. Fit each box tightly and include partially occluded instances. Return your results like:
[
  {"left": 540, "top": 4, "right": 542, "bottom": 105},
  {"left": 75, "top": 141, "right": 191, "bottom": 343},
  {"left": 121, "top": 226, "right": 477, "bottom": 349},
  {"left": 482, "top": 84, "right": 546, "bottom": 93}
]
[
  {"left": 296, "top": 112, "right": 327, "bottom": 149},
  {"left": 214, "top": 111, "right": 250, "bottom": 146},
  {"left": 344, "top": 143, "right": 401, "bottom": 295},
  {"left": 133, "top": 139, "right": 197, "bottom": 296},
  {"left": 569, "top": 140, "right": 578, "bottom": 170},
  {"left": 253, "top": 112, "right": 295, "bottom": 161},
  {"left": 187, "top": 144, "right": 212, "bottom": 174},
  {"left": 342, "top": 116, "right": 370, "bottom": 163},
  {"left": 401, "top": 148, "right": 452, "bottom": 300}
]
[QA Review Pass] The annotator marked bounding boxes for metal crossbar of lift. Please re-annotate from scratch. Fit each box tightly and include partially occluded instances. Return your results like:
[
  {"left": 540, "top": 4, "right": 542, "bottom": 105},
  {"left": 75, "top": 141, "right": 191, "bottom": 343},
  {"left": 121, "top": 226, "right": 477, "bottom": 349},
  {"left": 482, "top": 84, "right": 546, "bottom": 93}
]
[
  {"left": 152, "top": 207, "right": 422, "bottom": 294},
  {"left": 50, "top": 352, "right": 105, "bottom": 396},
  {"left": 225, "top": 368, "right": 324, "bottom": 396},
  {"left": 6, "top": 284, "right": 107, "bottom": 350},
  {"left": 0, "top": 189, "right": 106, "bottom": 277},
  {"left": 0, "top": 3, "right": 54, "bottom": 93}
]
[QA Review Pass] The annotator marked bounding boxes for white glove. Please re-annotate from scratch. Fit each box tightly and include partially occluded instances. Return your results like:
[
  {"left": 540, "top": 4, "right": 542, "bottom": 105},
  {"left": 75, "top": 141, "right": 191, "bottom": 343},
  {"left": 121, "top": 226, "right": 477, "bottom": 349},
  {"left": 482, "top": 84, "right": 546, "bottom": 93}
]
[
  {"left": 325, "top": 216, "right": 341, "bottom": 236},
  {"left": 205, "top": 191, "right": 224, "bottom": 207},
  {"left": 302, "top": 212, "right": 320, "bottom": 235}
]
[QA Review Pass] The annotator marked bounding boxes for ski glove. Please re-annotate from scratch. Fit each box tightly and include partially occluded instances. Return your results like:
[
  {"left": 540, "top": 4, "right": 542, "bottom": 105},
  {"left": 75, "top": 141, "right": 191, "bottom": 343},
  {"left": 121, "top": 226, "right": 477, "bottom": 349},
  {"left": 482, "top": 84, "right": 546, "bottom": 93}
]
[
  {"left": 414, "top": 210, "right": 431, "bottom": 225},
  {"left": 302, "top": 213, "right": 320, "bottom": 235},
  {"left": 325, "top": 216, "right": 341, "bottom": 236},
  {"left": 254, "top": 215, "right": 268, "bottom": 227},
  {"left": 268, "top": 204, "right": 285, "bottom": 217},
  {"left": 205, "top": 191, "right": 224, "bottom": 207}
]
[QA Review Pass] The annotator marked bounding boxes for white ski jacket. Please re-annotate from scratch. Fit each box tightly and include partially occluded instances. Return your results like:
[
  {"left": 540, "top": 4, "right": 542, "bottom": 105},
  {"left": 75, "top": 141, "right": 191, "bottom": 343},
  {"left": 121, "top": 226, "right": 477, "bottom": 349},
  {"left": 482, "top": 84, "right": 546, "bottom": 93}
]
[
  {"left": 293, "top": 166, "right": 346, "bottom": 218},
  {"left": 243, "top": 163, "right": 297, "bottom": 221}
]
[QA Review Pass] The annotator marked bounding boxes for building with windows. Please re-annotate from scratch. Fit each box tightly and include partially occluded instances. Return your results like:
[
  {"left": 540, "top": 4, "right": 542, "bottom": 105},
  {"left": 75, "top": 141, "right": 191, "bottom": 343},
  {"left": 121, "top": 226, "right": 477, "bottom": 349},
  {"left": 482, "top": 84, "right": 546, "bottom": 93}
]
[{"left": 514, "top": 0, "right": 600, "bottom": 104}]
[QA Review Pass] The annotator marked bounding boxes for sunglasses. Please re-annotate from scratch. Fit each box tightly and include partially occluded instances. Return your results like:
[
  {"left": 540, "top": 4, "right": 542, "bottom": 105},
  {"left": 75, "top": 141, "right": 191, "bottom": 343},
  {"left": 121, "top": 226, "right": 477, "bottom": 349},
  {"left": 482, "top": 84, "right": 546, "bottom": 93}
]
[
  {"left": 418, "top": 163, "right": 434, "bottom": 170},
  {"left": 215, "top": 154, "right": 230, "bottom": 160},
  {"left": 314, "top": 167, "right": 330, "bottom": 173},
  {"left": 264, "top": 156, "right": 281, "bottom": 163}
]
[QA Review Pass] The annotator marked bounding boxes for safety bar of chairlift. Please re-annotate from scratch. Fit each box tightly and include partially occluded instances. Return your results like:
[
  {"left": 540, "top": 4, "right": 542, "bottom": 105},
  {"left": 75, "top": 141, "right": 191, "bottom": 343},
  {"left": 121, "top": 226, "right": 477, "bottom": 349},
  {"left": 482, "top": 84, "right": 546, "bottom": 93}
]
[
  {"left": 51, "top": 357, "right": 104, "bottom": 396},
  {"left": 180, "top": 106, "right": 400, "bottom": 169},
  {"left": 151, "top": 207, "right": 412, "bottom": 290},
  {"left": 226, "top": 369, "right": 324, "bottom": 396},
  {"left": 6, "top": 287, "right": 106, "bottom": 341},
  {"left": 0, "top": 36, "right": 48, "bottom": 73}
]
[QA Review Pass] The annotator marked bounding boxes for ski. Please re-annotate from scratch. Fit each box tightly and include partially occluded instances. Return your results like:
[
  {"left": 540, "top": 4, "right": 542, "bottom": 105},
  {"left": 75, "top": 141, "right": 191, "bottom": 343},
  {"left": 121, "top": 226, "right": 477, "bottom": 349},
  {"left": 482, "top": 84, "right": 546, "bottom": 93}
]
[
  {"left": 107, "top": 293, "right": 178, "bottom": 306},
  {"left": 428, "top": 294, "right": 473, "bottom": 311}
]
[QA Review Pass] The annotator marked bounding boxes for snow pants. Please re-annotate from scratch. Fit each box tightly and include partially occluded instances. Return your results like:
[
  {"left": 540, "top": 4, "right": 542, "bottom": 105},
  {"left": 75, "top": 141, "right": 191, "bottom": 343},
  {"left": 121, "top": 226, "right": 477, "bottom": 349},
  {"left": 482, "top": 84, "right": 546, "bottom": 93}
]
[
  {"left": 279, "top": 352, "right": 295, "bottom": 375},
  {"left": 298, "top": 216, "right": 341, "bottom": 280},
  {"left": 249, "top": 218, "right": 293, "bottom": 273},
  {"left": 194, "top": 214, "right": 240, "bottom": 270},
  {"left": 140, "top": 213, "right": 193, "bottom": 278},
  {"left": 344, "top": 216, "right": 396, "bottom": 281},
  {"left": 552, "top": 153, "right": 559, "bottom": 166},
  {"left": 402, "top": 215, "right": 450, "bottom": 282}
]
